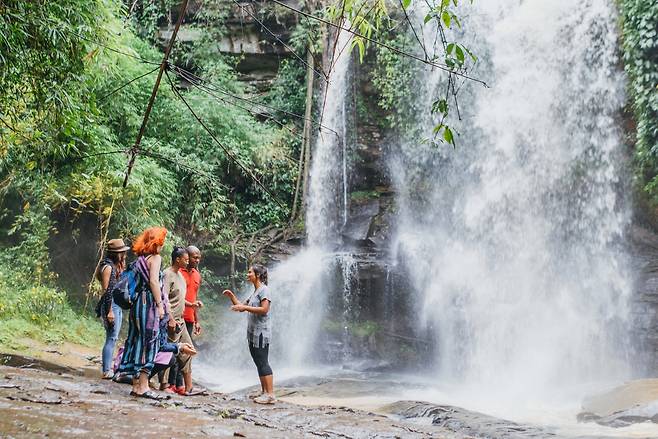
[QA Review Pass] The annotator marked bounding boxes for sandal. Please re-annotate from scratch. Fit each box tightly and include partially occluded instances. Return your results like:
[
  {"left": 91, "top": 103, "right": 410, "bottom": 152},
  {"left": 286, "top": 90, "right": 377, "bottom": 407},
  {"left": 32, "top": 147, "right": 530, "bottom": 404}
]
[
  {"left": 253, "top": 393, "right": 276, "bottom": 405},
  {"left": 132, "top": 390, "right": 170, "bottom": 401},
  {"left": 181, "top": 387, "right": 207, "bottom": 396}
]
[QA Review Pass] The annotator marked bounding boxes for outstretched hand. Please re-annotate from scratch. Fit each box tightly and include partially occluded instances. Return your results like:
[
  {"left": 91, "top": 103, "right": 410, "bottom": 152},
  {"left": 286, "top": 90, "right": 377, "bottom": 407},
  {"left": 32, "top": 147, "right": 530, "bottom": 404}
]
[
  {"left": 222, "top": 289, "right": 235, "bottom": 298},
  {"left": 231, "top": 304, "right": 246, "bottom": 312}
]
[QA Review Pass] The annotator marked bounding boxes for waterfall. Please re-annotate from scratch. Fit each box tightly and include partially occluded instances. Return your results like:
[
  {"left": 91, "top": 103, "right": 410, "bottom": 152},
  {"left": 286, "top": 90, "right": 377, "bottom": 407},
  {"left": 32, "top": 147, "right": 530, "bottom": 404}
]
[
  {"left": 198, "top": 2, "right": 636, "bottom": 415},
  {"left": 197, "top": 26, "right": 356, "bottom": 384},
  {"left": 307, "top": 27, "right": 353, "bottom": 247},
  {"left": 392, "top": 0, "right": 632, "bottom": 400},
  {"left": 271, "top": 26, "right": 355, "bottom": 366}
]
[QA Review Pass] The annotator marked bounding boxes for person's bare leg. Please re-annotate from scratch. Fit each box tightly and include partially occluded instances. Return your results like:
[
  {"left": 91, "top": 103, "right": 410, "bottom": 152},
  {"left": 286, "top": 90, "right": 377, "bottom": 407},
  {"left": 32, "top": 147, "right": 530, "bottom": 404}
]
[
  {"left": 263, "top": 374, "right": 273, "bottom": 395},
  {"left": 137, "top": 371, "right": 149, "bottom": 394},
  {"left": 183, "top": 371, "right": 193, "bottom": 393},
  {"left": 132, "top": 377, "right": 139, "bottom": 394},
  {"left": 258, "top": 376, "right": 266, "bottom": 393}
]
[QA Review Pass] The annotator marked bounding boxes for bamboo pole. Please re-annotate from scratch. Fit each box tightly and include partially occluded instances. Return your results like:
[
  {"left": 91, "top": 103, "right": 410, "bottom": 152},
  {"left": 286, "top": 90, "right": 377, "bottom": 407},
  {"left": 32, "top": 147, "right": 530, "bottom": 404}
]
[{"left": 123, "top": 0, "right": 189, "bottom": 188}]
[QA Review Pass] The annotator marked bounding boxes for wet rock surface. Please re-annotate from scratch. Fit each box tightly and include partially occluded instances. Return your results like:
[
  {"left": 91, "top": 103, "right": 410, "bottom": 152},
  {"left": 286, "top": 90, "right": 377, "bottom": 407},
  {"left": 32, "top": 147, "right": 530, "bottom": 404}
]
[
  {"left": 578, "top": 379, "right": 658, "bottom": 428},
  {"left": 385, "top": 401, "right": 558, "bottom": 439},
  {"left": 0, "top": 363, "right": 467, "bottom": 438},
  {"left": 629, "top": 225, "right": 658, "bottom": 374}
]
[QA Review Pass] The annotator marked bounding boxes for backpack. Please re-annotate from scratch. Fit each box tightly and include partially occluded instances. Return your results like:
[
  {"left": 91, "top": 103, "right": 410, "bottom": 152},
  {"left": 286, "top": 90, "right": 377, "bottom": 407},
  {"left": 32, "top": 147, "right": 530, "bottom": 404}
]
[
  {"left": 94, "top": 260, "right": 116, "bottom": 317},
  {"left": 112, "top": 256, "right": 149, "bottom": 309}
]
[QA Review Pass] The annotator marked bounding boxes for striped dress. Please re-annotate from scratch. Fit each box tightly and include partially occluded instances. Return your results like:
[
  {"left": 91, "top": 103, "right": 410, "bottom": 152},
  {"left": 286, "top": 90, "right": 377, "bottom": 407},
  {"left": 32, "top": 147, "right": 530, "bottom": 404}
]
[{"left": 118, "top": 256, "right": 162, "bottom": 376}]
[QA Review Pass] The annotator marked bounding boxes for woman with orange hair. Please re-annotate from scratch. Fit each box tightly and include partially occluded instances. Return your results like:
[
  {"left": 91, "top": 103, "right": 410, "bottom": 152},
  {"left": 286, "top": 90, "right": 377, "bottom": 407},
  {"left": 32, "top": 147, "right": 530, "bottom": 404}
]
[{"left": 118, "top": 227, "right": 168, "bottom": 400}]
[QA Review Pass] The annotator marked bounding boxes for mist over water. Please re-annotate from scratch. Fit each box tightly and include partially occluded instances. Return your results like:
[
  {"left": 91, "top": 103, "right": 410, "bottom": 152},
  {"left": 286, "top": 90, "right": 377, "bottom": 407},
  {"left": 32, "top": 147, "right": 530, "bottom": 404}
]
[
  {"left": 199, "top": 0, "right": 637, "bottom": 425},
  {"left": 198, "top": 26, "right": 355, "bottom": 378},
  {"left": 393, "top": 0, "right": 633, "bottom": 401}
]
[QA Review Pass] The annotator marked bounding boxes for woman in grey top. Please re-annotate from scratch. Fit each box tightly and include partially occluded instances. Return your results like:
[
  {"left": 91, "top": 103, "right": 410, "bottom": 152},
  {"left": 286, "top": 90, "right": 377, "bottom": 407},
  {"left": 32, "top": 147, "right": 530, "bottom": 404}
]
[{"left": 223, "top": 264, "right": 275, "bottom": 404}]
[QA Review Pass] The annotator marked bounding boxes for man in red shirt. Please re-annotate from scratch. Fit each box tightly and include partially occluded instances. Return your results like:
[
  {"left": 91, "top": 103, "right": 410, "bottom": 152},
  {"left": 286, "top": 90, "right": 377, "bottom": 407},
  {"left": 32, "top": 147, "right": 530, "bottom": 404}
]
[{"left": 181, "top": 246, "right": 203, "bottom": 342}]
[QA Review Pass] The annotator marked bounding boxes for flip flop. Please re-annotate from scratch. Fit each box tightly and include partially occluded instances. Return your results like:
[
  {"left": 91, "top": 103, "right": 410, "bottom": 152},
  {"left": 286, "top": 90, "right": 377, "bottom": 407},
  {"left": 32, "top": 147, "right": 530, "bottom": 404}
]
[
  {"left": 182, "top": 387, "right": 208, "bottom": 396},
  {"left": 133, "top": 390, "right": 170, "bottom": 401}
]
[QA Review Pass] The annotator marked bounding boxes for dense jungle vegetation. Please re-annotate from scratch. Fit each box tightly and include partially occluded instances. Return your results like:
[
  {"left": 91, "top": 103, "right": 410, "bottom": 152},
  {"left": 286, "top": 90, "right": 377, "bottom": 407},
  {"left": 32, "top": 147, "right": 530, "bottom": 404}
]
[
  {"left": 0, "top": 0, "right": 656, "bottom": 349},
  {"left": 620, "top": 0, "right": 658, "bottom": 217},
  {"left": 0, "top": 0, "right": 307, "bottom": 347}
]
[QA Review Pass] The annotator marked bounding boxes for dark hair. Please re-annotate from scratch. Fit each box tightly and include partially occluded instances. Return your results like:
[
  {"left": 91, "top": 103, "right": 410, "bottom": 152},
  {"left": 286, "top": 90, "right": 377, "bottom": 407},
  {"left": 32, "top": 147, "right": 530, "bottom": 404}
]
[
  {"left": 106, "top": 251, "right": 123, "bottom": 265},
  {"left": 252, "top": 264, "right": 268, "bottom": 285},
  {"left": 96, "top": 252, "right": 125, "bottom": 282},
  {"left": 171, "top": 246, "right": 188, "bottom": 264}
]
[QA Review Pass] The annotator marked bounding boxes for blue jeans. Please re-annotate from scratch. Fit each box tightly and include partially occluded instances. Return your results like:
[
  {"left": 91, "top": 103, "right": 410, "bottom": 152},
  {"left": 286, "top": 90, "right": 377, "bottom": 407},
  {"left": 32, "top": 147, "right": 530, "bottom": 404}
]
[{"left": 102, "top": 302, "right": 122, "bottom": 373}]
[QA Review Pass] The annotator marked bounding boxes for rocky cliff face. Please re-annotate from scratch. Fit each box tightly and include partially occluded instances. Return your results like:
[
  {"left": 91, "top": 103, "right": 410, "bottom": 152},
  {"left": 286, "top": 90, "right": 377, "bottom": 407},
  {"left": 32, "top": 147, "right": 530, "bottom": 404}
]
[
  {"left": 629, "top": 225, "right": 658, "bottom": 375},
  {"left": 159, "top": 0, "right": 300, "bottom": 91}
]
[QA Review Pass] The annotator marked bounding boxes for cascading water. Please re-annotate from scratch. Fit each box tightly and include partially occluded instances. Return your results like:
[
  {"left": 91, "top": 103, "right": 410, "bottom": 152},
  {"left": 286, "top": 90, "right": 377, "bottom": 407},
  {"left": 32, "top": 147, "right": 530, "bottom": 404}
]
[
  {"left": 198, "top": 3, "right": 644, "bottom": 432},
  {"left": 197, "top": 26, "right": 356, "bottom": 387},
  {"left": 392, "top": 0, "right": 633, "bottom": 403},
  {"left": 306, "top": 27, "right": 353, "bottom": 246}
]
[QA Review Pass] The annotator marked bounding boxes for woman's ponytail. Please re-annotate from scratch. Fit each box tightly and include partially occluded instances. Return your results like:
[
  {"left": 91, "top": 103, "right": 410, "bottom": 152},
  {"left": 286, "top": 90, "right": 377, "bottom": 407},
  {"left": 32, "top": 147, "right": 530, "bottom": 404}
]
[{"left": 252, "top": 264, "right": 268, "bottom": 285}]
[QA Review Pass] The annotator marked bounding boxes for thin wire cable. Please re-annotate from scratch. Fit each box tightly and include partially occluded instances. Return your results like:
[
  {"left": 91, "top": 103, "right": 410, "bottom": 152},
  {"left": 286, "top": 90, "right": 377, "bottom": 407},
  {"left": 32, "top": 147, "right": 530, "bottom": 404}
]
[
  {"left": 229, "top": 0, "right": 328, "bottom": 82},
  {"left": 396, "top": 0, "right": 429, "bottom": 60},
  {"left": 178, "top": 68, "right": 305, "bottom": 147},
  {"left": 60, "top": 26, "right": 161, "bottom": 65},
  {"left": 165, "top": 70, "right": 288, "bottom": 210},
  {"left": 267, "top": 0, "right": 487, "bottom": 86},
  {"left": 325, "top": 0, "right": 378, "bottom": 79},
  {"left": 171, "top": 64, "right": 339, "bottom": 137},
  {"left": 327, "top": 0, "right": 380, "bottom": 75},
  {"left": 325, "top": 0, "right": 348, "bottom": 76},
  {"left": 70, "top": 146, "right": 242, "bottom": 190},
  {"left": 97, "top": 65, "right": 160, "bottom": 102},
  {"left": 137, "top": 148, "right": 229, "bottom": 197}
]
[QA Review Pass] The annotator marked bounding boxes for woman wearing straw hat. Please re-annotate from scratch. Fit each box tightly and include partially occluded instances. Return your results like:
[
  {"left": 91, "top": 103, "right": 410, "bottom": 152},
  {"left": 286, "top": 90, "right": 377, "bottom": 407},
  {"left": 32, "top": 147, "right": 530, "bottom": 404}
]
[{"left": 96, "top": 238, "right": 130, "bottom": 379}]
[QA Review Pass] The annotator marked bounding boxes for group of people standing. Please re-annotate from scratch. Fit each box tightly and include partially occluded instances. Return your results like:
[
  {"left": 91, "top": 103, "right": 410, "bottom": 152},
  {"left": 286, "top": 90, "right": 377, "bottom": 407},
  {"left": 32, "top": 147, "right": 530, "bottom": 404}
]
[{"left": 95, "top": 226, "right": 275, "bottom": 404}]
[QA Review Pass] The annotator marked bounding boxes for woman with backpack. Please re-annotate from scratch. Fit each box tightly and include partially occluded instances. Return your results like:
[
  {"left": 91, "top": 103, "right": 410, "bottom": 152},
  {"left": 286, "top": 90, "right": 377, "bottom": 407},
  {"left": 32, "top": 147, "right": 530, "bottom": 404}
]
[
  {"left": 223, "top": 264, "right": 275, "bottom": 404},
  {"left": 117, "top": 227, "right": 168, "bottom": 400},
  {"left": 95, "top": 238, "right": 129, "bottom": 379}
]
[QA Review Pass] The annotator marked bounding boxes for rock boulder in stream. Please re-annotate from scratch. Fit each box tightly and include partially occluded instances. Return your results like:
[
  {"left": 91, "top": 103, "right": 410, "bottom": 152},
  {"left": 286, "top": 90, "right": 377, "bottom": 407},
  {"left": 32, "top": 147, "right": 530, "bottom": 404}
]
[{"left": 578, "top": 379, "right": 658, "bottom": 427}]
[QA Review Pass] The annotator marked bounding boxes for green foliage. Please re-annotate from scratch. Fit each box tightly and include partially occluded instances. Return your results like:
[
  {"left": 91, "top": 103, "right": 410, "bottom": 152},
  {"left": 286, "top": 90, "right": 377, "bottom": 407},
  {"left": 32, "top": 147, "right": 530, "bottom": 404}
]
[
  {"left": 620, "top": 0, "right": 658, "bottom": 204},
  {"left": 350, "top": 190, "right": 381, "bottom": 201},
  {"left": 371, "top": 32, "right": 423, "bottom": 134},
  {"left": 0, "top": 0, "right": 301, "bottom": 329},
  {"left": 0, "top": 263, "right": 103, "bottom": 347},
  {"left": 331, "top": 0, "right": 478, "bottom": 146},
  {"left": 1, "top": 0, "right": 299, "bottom": 238},
  {"left": 326, "top": 0, "right": 389, "bottom": 62}
]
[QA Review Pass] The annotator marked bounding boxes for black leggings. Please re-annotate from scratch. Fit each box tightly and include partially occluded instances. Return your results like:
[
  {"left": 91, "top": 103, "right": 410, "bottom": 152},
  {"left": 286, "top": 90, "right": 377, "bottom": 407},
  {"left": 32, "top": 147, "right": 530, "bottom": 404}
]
[
  {"left": 167, "top": 356, "right": 184, "bottom": 387},
  {"left": 249, "top": 335, "right": 272, "bottom": 377}
]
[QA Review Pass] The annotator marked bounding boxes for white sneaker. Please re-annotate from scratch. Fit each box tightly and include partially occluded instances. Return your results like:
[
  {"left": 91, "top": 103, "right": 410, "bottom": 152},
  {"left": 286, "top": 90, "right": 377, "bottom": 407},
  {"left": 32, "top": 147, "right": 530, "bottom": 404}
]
[{"left": 253, "top": 393, "right": 276, "bottom": 405}]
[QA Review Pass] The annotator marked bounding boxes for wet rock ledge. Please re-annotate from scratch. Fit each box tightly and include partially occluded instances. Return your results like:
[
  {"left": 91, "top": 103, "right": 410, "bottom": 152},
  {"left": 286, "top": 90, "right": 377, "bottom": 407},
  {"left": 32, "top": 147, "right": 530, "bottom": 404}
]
[{"left": 0, "top": 362, "right": 464, "bottom": 439}]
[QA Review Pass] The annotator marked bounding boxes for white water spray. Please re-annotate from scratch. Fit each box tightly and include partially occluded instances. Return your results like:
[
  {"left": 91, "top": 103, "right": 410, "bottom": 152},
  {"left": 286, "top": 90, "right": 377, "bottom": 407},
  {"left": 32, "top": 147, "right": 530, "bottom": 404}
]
[
  {"left": 199, "top": 27, "right": 355, "bottom": 381},
  {"left": 393, "top": 0, "right": 632, "bottom": 402},
  {"left": 307, "top": 28, "right": 353, "bottom": 246}
]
